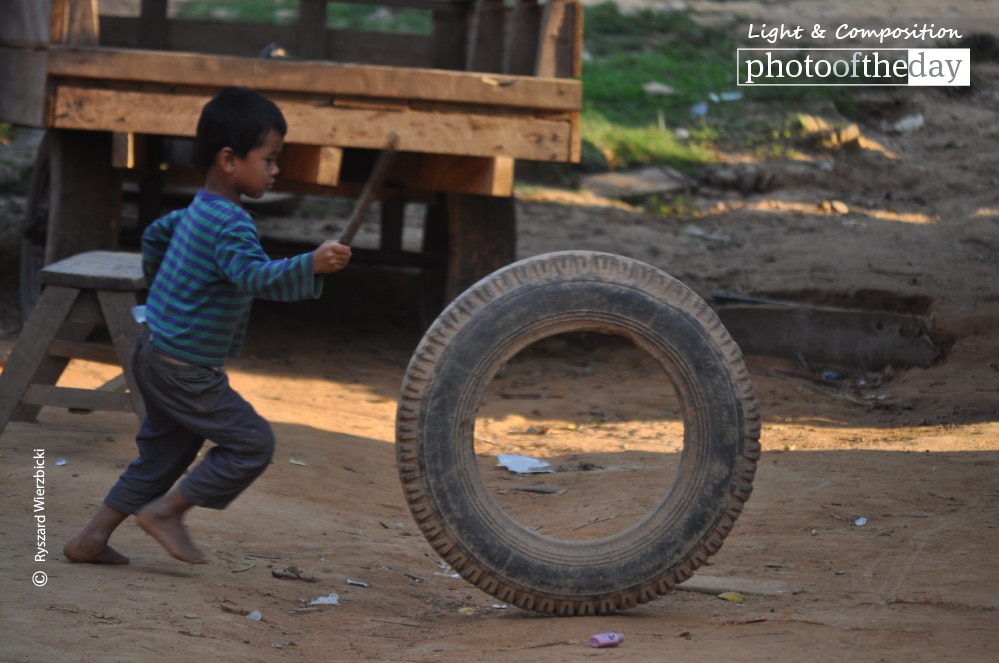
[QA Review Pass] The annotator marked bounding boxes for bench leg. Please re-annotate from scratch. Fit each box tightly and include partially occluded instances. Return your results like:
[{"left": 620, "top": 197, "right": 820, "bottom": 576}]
[
  {"left": 97, "top": 290, "right": 146, "bottom": 423},
  {"left": 0, "top": 285, "right": 79, "bottom": 435}
]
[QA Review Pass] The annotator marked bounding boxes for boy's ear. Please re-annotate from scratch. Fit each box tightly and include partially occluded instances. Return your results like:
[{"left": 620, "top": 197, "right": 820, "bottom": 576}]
[{"left": 217, "top": 147, "right": 238, "bottom": 174}]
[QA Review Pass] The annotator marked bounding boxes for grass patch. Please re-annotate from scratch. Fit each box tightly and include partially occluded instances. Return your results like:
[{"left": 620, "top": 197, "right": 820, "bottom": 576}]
[
  {"left": 579, "top": 3, "right": 741, "bottom": 170},
  {"left": 580, "top": 2, "right": 854, "bottom": 170},
  {"left": 582, "top": 3, "right": 737, "bottom": 126},
  {"left": 582, "top": 113, "right": 715, "bottom": 171}
]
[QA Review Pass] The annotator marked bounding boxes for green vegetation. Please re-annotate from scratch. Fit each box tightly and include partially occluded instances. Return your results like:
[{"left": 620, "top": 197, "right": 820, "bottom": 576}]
[{"left": 582, "top": 4, "right": 736, "bottom": 126}]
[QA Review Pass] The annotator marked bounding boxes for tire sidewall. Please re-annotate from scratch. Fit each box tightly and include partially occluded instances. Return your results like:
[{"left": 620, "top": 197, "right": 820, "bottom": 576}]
[{"left": 412, "top": 257, "right": 747, "bottom": 599}]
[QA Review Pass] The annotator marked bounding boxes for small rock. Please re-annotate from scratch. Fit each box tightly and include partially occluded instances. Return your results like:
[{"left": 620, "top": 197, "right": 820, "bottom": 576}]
[
  {"left": 890, "top": 114, "right": 924, "bottom": 134},
  {"left": 581, "top": 166, "right": 694, "bottom": 201},
  {"left": 821, "top": 200, "right": 849, "bottom": 214}
]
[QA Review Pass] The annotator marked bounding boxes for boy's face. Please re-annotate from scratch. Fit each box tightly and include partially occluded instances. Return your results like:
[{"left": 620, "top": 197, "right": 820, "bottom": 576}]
[{"left": 233, "top": 129, "right": 284, "bottom": 199}]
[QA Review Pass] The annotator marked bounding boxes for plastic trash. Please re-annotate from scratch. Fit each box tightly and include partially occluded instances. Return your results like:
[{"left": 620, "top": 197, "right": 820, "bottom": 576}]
[
  {"left": 854, "top": 517, "right": 868, "bottom": 526},
  {"left": 308, "top": 593, "right": 340, "bottom": 606},
  {"left": 495, "top": 454, "right": 553, "bottom": 474},
  {"left": 589, "top": 632, "right": 624, "bottom": 648},
  {"left": 246, "top": 610, "right": 262, "bottom": 621},
  {"left": 642, "top": 81, "right": 675, "bottom": 96}
]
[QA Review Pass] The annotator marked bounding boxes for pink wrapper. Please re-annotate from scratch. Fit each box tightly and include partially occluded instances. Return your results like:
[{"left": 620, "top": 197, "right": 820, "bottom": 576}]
[{"left": 589, "top": 632, "right": 624, "bottom": 648}]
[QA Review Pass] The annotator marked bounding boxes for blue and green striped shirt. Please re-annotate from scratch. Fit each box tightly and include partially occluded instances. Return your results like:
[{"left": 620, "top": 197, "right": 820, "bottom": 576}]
[{"left": 142, "top": 190, "right": 322, "bottom": 366}]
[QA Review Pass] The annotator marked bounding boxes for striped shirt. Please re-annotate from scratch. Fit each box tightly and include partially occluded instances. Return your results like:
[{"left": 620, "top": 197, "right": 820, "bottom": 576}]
[{"left": 142, "top": 190, "right": 322, "bottom": 366}]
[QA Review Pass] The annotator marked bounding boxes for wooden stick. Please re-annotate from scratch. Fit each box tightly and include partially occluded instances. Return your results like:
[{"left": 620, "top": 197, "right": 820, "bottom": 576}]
[{"left": 339, "top": 130, "right": 400, "bottom": 246}]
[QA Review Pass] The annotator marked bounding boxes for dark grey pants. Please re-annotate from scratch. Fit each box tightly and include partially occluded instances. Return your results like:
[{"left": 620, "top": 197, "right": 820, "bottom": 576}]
[{"left": 104, "top": 329, "right": 275, "bottom": 513}]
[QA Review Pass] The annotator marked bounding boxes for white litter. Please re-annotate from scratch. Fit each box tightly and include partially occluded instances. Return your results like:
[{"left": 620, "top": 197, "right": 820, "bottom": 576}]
[
  {"left": 643, "top": 81, "right": 675, "bottom": 96},
  {"left": 495, "top": 454, "right": 553, "bottom": 474},
  {"left": 308, "top": 593, "right": 340, "bottom": 606}
]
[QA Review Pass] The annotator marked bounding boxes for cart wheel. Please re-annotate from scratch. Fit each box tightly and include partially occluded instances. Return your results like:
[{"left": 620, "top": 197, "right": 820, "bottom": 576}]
[
  {"left": 396, "top": 251, "right": 760, "bottom": 615},
  {"left": 19, "top": 132, "right": 51, "bottom": 318}
]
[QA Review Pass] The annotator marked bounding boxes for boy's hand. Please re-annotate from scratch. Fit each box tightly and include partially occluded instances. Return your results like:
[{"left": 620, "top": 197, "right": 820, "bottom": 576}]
[{"left": 313, "top": 240, "right": 352, "bottom": 274}]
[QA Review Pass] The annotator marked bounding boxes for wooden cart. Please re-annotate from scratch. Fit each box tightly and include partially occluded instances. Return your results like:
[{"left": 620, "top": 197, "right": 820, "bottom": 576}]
[{"left": 1, "top": 0, "right": 582, "bottom": 315}]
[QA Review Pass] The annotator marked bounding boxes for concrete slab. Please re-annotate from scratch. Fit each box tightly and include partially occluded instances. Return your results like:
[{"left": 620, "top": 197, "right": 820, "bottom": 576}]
[{"left": 679, "top": 574, "right": 790, "bottom": 597}]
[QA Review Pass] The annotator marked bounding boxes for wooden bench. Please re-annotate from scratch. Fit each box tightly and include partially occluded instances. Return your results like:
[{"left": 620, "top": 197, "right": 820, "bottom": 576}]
[{"left": 0, "top": 251, "right": 146, "bottom": 435}]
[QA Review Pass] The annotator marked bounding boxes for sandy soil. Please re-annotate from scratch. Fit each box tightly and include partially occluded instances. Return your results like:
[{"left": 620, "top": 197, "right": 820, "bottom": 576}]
[{"left": 2, "top": 3, "right": 998, "bottom": 662}]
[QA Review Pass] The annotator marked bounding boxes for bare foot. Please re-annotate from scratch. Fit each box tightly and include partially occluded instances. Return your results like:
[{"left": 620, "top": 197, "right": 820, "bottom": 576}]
[
  {"left": 63, "top": 536, "right": 130, "bottom": 564},
  {"left": 136, "top": 505, "right": 208, "bottom": 565}
]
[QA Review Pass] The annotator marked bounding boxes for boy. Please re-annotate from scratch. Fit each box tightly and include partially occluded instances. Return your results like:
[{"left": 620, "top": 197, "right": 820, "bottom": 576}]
[{"left": 64, "top": 87, "right": 351, "bottom": 565}]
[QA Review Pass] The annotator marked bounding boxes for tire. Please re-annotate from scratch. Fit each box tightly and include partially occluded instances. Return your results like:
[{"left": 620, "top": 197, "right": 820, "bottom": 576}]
[{"left": 396, "top": 251, "right": 761, "bottom": 615}]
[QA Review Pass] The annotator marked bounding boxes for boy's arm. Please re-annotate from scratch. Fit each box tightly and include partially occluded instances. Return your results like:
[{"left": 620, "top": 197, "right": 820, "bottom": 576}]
[
  {"left": 141, "top": 208, "right": 185, "bottom": 284},
  {"left": 215, "top": 221, "right": 327, "bottom": 302}
]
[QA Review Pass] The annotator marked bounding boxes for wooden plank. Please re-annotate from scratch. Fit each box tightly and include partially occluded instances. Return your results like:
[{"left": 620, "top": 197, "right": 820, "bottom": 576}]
[
  {"left": 398, "top": 154, "right": 513, "bottom": 196},
  {"left": 47, "top": 339, "right": 119, "bottom": 364},
  {"left": 279, "top": 145, "right": 343, "bottom": 187},
  {"left": 51, "top": 0, "right": 100, "bottom": 46},
  {"left": 39, "top": 251, "right": 143, "bottom": 291},
  {"left": 21, "top": 385, "right": 136, "bottom": 413},
  {"left": 100, "top": 17, "right": 435, "bottom": 64},
  {"left": 466, "top": 0, "right": 505, "bottom": 73},
  {"left": 51, "top": 87, "right": 577, "bottom": 162},
  {"left": 44, "top": 131, "right": 122, "bottom": 266},
  {"left": 111, "top": 132, "right": 134, "bottom": 169},
  {"left": 1, "top": 0, "right": 51, "bottom": 47},
  {"left": 568, "top": 110, "right": 581, "bottom": 162},
  {"left": 535, "top": 0, "right": 581, "bottom": 78},
  {"left": 568, "top": 0, "right": 583, "bottom": 78},
  {"left": 46, "top": 46, "right": 582, "bottom": 112},
  {"left": 163, "top": 152, "right": 511, "bottom": 197},
  {"left": 503, "top": 0, "right": 541, "bottom": 75},
  {"left": 301, "top": 0, "right": 468, "bottom": 10},
  {"left": 0, "top": 48, "right": 49, "bottom": 127},
  {"left": 324, "top": 29, "right": 432, "bottom": 67}
]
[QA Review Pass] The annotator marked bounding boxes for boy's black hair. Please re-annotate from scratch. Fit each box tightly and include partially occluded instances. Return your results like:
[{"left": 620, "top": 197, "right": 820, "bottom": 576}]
[{"left": 195, "top": 87, "right": 287, "bottom": 171}]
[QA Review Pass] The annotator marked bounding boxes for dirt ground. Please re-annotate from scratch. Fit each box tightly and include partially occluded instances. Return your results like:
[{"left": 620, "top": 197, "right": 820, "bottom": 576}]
[{"left": 2, "top": 2, "right": 998, "bottom": 661}]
